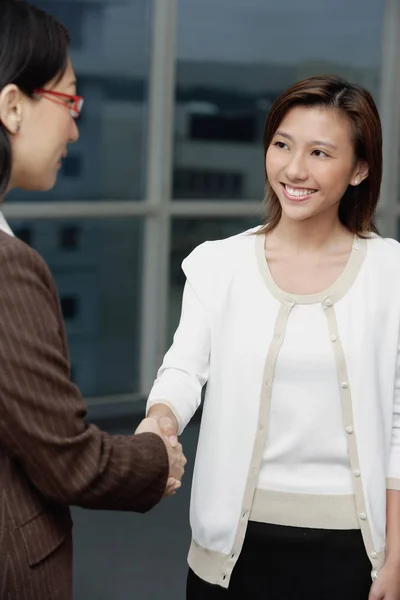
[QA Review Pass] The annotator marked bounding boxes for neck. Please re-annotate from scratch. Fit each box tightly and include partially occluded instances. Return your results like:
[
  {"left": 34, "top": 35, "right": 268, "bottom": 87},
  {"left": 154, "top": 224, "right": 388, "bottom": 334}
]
[{"left": 272, "top": 212, "right": 351, "bottom": 252}]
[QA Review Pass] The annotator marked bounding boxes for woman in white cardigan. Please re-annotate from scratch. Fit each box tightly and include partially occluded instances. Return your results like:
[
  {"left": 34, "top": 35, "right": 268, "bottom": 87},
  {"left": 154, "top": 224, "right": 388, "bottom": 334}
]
[{"left": 144, "top": 75, "right": 400, "bottom": 599}]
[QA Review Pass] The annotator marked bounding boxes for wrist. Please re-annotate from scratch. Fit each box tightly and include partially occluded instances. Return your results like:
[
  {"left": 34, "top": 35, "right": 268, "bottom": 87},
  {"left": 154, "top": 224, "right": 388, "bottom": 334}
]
[{"left": 385, "top": 549, "right": 400, "bottom": 567}]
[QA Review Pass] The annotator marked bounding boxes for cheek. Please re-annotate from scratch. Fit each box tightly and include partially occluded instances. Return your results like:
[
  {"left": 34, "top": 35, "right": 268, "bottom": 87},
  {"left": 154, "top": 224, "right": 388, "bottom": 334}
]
[
  {"left": 319, "top": 162, "right": 353, "bottom": 196},
  {"left": 29, "top": 104, "right": 70, "bottom": 144},
  {"left": 265, "top": 149, "right": 281, "bottom": 179}
]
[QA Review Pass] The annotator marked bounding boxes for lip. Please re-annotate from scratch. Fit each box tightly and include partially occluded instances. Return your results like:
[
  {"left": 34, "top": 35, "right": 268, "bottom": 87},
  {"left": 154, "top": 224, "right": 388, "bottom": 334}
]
[
  {"left": 280, "top": 182, "right": 317, "bottom": 202},
  {"left": 57, "top": 153, "right": 67, "bottom": 168}
]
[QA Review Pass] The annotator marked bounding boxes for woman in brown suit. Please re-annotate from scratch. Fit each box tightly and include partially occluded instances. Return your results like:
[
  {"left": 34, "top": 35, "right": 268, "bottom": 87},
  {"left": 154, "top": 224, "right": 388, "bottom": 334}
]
[{"left": 0, "top": 1, "right": 185, "bottom": 598}]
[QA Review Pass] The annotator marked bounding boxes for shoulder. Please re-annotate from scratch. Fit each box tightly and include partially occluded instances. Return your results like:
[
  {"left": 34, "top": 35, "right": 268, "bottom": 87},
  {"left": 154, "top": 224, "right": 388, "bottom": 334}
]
[
  {"left": 182, "top": 226, "right": 261, "bottom": 275},
  {"left": 366, "top": 235, "right": 400, "bottom": 268},
  {"left": 0, "top": 231, "right": 54, "bottom": 290},
  {"left": 180, "top": 226, "right": 261, "bottom": 303}
]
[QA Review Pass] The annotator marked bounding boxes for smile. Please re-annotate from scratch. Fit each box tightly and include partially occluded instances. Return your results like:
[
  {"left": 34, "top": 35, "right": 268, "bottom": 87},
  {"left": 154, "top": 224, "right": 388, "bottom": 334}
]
[{"left": 281, "top": 183, "right": 317, "bottom": 201}]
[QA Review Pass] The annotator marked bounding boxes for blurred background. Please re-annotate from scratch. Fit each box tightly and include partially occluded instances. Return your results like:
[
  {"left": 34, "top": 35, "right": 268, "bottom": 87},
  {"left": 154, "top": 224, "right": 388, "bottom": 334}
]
[{"left": 11, "top": 0, "right": 400, "bottom": 597}]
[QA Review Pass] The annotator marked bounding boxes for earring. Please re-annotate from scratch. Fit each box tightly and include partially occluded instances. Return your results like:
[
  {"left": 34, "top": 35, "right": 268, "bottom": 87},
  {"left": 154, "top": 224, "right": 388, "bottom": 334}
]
[{"left": 354, "top": 179, "right": 358, "bottom": 185}]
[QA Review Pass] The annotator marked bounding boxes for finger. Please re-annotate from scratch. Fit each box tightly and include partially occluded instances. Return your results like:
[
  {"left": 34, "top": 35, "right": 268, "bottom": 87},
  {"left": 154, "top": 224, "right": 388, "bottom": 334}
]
[
  {"left": 167, "top": 483, "right": 181, "bottom": 497},
  {"left": 169, "top": 481, "right": 181, "bottom": 495},
  {"left": 159, "top": 417, "right": 176, "bottom": 434},
  {"left": 168, "top": 435, "right": 178, "bottom": 447},
  {"left": 368, "top": 582, "right": 383, "bottom": 600},
  {"left": 164, "top": 478, "right": 178, "bottom": 497}
]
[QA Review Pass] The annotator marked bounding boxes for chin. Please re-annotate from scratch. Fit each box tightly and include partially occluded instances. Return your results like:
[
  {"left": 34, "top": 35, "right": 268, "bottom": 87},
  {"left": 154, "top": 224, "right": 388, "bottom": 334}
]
[
  {"left": 20, "top": 176, "right": 58, "bottom": 193},
  {"left": 281, "top": 205, "right": 315, "bottom": 222}
]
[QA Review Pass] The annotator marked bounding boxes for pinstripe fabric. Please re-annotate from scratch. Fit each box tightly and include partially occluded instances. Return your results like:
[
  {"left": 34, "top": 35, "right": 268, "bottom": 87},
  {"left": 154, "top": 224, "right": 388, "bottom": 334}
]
[{"left": 0, "top": 232, "right": 169, "bottom": 599}]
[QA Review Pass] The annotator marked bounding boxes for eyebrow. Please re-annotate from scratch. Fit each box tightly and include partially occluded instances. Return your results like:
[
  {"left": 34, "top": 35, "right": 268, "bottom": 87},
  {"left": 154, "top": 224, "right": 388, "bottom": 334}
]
[{"left": 273, "top": 130, "right": 338, "bottom": 150}]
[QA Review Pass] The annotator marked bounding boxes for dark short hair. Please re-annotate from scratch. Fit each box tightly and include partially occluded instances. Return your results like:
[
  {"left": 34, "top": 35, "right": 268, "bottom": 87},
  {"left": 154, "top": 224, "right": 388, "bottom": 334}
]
[
  {"left": 0, "top": 0, "right": 70, "bottom": 195},
  {"left": 259, "top": 75, "right": 382, "bottom": 237}
]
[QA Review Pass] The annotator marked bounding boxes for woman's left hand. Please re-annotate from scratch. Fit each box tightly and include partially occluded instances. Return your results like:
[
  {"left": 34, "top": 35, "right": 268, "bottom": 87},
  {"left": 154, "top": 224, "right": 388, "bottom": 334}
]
[{"left": 369, "top": 560, "right": 400, "bottom": 600}]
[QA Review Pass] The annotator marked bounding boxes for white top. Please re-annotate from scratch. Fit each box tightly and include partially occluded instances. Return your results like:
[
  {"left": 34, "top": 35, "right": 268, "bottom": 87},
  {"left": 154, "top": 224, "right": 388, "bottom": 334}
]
[
  {"left": 0, "top": 211, "right": 14, "bottom": 237},
  {"left": 147, "top": 227, "right": 400, "bottom": 588},
  {"left": 259, "top": 302, "right": 353, "bottom": 494}
]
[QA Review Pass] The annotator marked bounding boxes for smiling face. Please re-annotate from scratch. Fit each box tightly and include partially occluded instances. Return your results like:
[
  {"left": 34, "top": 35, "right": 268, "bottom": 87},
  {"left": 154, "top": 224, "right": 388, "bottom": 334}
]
[
  {"left": 5, "top": 58, "right": 79, "bottom": 192},
  {"left": 265, "top": 105, "right": 368, "bottom": 226}
]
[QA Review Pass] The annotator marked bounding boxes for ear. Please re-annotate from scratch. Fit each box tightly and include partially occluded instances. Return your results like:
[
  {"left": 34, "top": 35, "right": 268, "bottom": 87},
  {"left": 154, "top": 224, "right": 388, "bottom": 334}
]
[
  {"left": 0, "top": 84, "right": 23, "bottom": 135},
  {"left": 351, "top": 161, "right": 369, "bottom": 187}
]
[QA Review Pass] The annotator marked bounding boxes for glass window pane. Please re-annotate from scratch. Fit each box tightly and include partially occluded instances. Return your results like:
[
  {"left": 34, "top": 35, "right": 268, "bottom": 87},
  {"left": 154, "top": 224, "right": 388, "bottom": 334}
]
[
  {"left": 173, "top": 0, "right": 383, "bottom": 201},
  {"left": 12, "top": 218, "right": 143, "bottom": 397},
  {"left": 9, "top": 0, "right": 152, "bottom": 202},
  {"left": 168, "top": 217, "right": 259, "bottom": 343}
]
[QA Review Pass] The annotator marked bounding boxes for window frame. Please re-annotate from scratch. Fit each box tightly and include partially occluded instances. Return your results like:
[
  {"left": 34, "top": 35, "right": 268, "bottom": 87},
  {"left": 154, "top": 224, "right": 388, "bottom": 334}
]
[{"left": 3, "top": 0, "right": 398, "bottom": 409}]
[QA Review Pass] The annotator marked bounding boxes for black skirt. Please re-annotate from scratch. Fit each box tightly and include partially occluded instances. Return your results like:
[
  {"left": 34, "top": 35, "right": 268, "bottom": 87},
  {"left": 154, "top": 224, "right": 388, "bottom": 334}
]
[{"left": 186, "top": 521, "right": 372, "bottom": 599}]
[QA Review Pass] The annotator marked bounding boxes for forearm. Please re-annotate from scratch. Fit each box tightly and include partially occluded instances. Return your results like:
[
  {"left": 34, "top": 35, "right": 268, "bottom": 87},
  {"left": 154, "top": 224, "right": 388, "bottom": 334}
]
[
  {"left": 0, "top": 242, "right": 169, "bottom": 512},
  {"left": 1, "top": 415, "right": 169, "bottom": 511},
  {"left": 147, "top": 402, "right": 180, "bottom": 434},
  {"left": 386, "top": 489, "right": 400, "bottom": 564}
]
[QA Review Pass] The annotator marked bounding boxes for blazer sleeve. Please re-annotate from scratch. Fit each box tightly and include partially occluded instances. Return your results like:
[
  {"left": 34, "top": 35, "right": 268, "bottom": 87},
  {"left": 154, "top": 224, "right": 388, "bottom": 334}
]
[{"left": 0, "top": 236, "right": 169, "bottom": 512}]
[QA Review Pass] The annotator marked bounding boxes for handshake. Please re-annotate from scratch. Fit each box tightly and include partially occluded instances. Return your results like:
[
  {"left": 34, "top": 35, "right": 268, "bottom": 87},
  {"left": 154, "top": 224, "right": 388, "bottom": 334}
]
[{"left": 135, "top": 409, "right": 187, "bottom": 498}]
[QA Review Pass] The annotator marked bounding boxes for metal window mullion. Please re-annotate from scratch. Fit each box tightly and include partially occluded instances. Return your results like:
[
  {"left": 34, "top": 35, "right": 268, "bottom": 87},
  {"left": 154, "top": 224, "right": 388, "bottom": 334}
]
[
  {"left": 139, "top": 0, "right": 177, "bottom": 396},
  {"left": 2, "top": 199, "right": 266, "bottom": 220},
  {"left": 2, "top": 201, "right": 156, "bottom": 220},
  {"left": 379, "top": 0, "right": 400, "bottom": 239},
  {"left": 169, "top": 200, "right": 263, "bottom": 217}
]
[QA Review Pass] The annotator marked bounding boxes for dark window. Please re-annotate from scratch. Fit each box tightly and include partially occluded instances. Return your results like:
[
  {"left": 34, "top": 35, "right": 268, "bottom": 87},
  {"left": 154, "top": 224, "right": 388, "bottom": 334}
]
[
  {"left": 61, "top": 296, "right": 79, "bottom": 320},
  {"left": 190, "top": 113, "right": 257, "bottom": 144},
  {"left": 59, "top": 226, "right": 81, "bottom": 250},
  {"left": 36, "top": 2, "right": 84, "bottom": 49},
  {"left": 15, "top": 227, "right": 32, "bottom": 246},
  {"left": 62, "top": 156, "right": 83, "bottom": 178},
  {"left": 173, "top": 168, "right": 243, "bottom": 199}
]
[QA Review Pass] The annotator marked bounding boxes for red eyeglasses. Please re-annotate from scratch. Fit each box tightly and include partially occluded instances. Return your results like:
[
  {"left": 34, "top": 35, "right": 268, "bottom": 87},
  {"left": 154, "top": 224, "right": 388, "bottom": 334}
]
[{"left": 34, "top": 89, "right": 84, "bottom": 119}]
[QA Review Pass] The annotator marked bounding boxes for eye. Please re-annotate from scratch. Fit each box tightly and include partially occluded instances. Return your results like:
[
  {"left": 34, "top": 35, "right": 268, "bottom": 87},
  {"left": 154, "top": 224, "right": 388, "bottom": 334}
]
[
  {"left": 273, "top": 141, "right": 289, "bottom": 150},
  {"left": 311, "top": 149, "right": 329, "bottom": 158}
]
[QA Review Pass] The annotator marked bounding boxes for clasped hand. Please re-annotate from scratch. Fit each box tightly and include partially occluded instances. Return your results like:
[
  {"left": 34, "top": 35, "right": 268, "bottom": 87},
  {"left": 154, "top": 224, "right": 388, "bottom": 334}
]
[{"left": 135, "top": 416, "right": 186, "bottom": 497}]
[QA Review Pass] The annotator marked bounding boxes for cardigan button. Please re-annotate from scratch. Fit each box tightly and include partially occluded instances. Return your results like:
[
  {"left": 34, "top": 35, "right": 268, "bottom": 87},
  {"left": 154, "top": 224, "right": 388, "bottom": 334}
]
[
  {"left": 341, "top": 382, "right": 349, "bottom": 389},
  {"left": 325, "top": 297, "right": 333, "bottom": 307},
  {"left": 371, "top": 570, "right": 379, "bottom": 581},
  {"left": 359, "top": 512, "right": 367, "bottom": 520},
  {"left": 370, "top": 552, "right": 378, "bottom": 559},
  {"left": 345, "top": 426, "right": 353, "bottom": 434},
  {"left": 330, "top": 334, "right": 337, "bottom": 342},
  {"left": 353, "top": 470, "right": 361, "bottom": 477}
]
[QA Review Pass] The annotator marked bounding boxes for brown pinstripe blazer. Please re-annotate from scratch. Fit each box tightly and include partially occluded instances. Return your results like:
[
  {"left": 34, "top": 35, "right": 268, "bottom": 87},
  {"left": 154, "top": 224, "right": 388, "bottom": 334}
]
[{"left": 0, "top": 231, "right": 169, "bottom": 599}]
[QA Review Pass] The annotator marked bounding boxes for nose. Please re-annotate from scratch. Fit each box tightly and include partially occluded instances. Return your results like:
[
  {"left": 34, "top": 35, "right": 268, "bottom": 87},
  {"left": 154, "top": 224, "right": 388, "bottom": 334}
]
[
  {"left": 68, "top": 118, "right": 79, "bottom": 144},
  {"left": 285, "top": 151, "right": 308, "bottom": 182}
]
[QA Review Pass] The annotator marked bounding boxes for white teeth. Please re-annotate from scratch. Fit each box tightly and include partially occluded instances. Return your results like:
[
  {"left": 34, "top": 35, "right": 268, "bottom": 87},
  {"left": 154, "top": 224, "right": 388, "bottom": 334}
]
[{"left": 285, "top": 185, "right": 315, "bottom": 197}]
